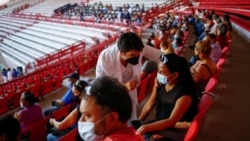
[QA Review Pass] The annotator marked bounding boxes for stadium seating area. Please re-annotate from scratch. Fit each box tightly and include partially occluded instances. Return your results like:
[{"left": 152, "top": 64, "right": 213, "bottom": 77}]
[
  {"left": 0, "top": 13, "right": 125, "bottom": 69},
  {"left": 0, "top": 0, "right": 249, "bottom": 140}
]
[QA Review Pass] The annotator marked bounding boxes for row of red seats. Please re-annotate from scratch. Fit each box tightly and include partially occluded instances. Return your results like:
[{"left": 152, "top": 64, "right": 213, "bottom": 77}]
[
  {"left": 192, "top": 6, "right": 250, "bottom": 17},
  {"left": 24, "top": 103, "right": 76, "bottom": 141},
  {"left": 29, "top": 40, "right": 85, "bottom": 71},
  {"left": 54, "top": 90, "right": 215, "bottom": 141},
  {"left": 184, "top": 38, "right": 232, "bottom": 140},
  {"left": 0, "top": 32, "right": 119, "bottom": 116},
  {"left": 0, "top": 49, "right": 87, "bottom": 114},
  {"left": 198, "top": 0, "right": 250, "bottom": 5},
  {"left": 136, "top": 68, "right": 216, "bottom": 141},
  {"left": 136, "top": 38, "right": 231, "bottom": 140},
  {"left": 198, "top": 4, "right": 250, "bottom": 10}
]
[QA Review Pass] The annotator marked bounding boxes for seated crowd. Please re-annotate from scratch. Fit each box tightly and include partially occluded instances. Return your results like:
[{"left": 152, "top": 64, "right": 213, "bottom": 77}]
[
  {"left": 0, "top": 4, "right": 233, "bottom": 140},
  {"left": 57, "top": 1, "right": 150, "bottom": 25}
]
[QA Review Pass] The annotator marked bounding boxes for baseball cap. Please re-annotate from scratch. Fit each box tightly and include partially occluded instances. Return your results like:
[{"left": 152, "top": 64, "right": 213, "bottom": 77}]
[{"left": 64, "top": 72, "right": 80, "bottom": 80}]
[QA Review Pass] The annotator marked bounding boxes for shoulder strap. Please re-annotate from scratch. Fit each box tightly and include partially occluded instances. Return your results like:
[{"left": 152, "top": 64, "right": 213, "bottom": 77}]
[{"left": 201, "top": 64, "right": 213, "bottom": 77}]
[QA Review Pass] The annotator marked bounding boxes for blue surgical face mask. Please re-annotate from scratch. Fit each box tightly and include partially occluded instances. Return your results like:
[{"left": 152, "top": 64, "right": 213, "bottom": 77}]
[
  {"left": 157, "top": 73, "right": 169, "bottom": 84},
  {"left": 173, "top": 34, "right": 179, "bottom": 39},
  {"left": 172, "top": 42, "right": 177, "bottom": 48}
]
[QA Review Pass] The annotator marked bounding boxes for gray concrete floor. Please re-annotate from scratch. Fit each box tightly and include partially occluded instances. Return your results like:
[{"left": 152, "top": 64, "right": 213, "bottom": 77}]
[{"left": 195, "top": 30, "right": 250, "bottom": 141}]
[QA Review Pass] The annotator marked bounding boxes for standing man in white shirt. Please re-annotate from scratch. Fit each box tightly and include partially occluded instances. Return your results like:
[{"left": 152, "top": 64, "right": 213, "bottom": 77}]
[
  {"left": 96, "top": 32, "right": 161, "bottom": 123},
  {"left": 7, "top": 68, "right": 13, "bottom": 81}
]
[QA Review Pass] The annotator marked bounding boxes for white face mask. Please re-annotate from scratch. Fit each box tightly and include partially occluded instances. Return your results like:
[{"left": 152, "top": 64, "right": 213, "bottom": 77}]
[
  {"left": 78, "top": 122, "right": 101, "bottom": 141},
  {"left": 20, "top": 102, "right": 24, "bottom": 108},
  {"left": 157, "top": 73, "right": 168, "bottom": 84},
  {"left": 78, "top": 116, "right": 107, "bottom": 141}
]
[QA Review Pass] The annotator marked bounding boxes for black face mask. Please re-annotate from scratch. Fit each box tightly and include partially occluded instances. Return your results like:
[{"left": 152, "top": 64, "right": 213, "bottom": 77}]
[{"left": 126, "top": 56, "right": 140, "bottom": 65}]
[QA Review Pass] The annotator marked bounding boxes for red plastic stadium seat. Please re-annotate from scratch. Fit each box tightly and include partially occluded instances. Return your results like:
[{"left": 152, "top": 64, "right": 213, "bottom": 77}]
[
  {"left": 212, "top": 68, "right": 222, "bottom": 80},
  {"left": 184, "top": 92, "right": 214, "bottom": 141},
  {"left": 221, "top": 46, "right": 229, "bottom": 58},
  {"left": 16, "top": 83, "right": 26, "bottom": 92},
  {"left": 137, "top": 75, "right": 150, "bottom": 103},
  {"left": 198, "top": 92, "right": 214, "bottom": 116},
  {"left": 5, "top": 89, "right": 16, "bottom": 99},
  {"left": 216, "top": 58, "right": 226, "bottom": 68},
  {"left": 11, "top": 91, "right": 23, "bottom": 109},
  {"left": 204, "top": 77, "right": 218, "bottom": 92},
  {"left": 27, "top": 84, "right": 41, "bottom": 98},
  {"left": 0, "top": 96, "right": 9, "bottom": 115},
  {"left": 183, "top": 116, "right": 200, "bottom": 141},
  {"left": 58, "top": 128, "right": 77, "bottom": 141},
  {"left": 146, "top": 70, "right": 158, "bottom": 93},
  {"left": 26, "top": 117, "right": 49, "bottom": 141},
  {"left": 51, "top": 104, "right": 72, "bottom": 121},
  {"left": 41, "top": 79, "right": 54, "bottom": 96},
  {"left": 54, "top": 77, "right": 63, "bottom": 90}
]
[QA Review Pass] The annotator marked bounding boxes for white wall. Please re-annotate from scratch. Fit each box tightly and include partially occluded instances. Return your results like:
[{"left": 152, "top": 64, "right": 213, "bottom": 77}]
[{"left": 232, "top": 22, "right": 250, "bottom": 43}]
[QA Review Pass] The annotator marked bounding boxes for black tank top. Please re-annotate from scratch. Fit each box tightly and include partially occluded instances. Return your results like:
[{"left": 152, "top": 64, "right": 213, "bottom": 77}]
[{"left": 155, "top": 83, "right": 198, "bottom": 122}]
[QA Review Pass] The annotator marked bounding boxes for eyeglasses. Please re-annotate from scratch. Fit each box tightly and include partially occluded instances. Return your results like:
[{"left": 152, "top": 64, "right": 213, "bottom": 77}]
[
  {"left": 160, "top": 54, "right": 168, "bottom": 64},
  {"left": 84, "top": 86, "right": 118, "bottom": 112}
]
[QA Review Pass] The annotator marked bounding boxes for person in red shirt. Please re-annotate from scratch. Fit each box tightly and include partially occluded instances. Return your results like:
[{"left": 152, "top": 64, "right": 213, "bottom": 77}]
[{"left": 77, "top": 76, "right": 144, "bottom": 141}]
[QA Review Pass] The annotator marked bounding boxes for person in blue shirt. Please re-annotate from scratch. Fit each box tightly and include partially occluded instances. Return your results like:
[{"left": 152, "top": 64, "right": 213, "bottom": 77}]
[
  {"left": 12, "top": 69, "right": 18, "bottom": 79},
  {"left": 2, "top": 68, "right": 8, "bottom": 83},
  {"left": 43, "top": 72, "right": 80, "bottom": 117},
  {"left": 47, "top": 80, "right": 88, "bottom": 141}
]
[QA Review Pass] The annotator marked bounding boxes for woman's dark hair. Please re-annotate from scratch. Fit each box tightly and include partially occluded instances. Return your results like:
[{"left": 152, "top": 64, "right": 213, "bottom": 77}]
[
  {"left": 218, "top": 23, "right": 228, "bottom": 36},
  {"left": 117, "top": 32, "right": 144, "bottom": 52},
  {"left": 222, "top": 14, "right": 232, "bottom": 31},
  {"left": 216, "top": 17, "right": 222, "bottom": 24},
  {"left": 73, "top": 80, "right": 89, "bottom": 94},
  {"left": 223, "top": 14, "right": 230, "bottom": 21},
  {"left": 160, "top": 53, "right": 196, "bottom": 90},
  {"left": 207, "top": 33, "right": 216, "bottom": 40},
  {"left": 86, "top": 76, "right": 132, "bottom": 123},
  {"left": 22, "top": 91, "right": 39, "bottom": 105}
]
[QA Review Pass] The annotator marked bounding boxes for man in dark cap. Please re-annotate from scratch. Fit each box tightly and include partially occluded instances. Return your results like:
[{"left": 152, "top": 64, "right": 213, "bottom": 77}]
[{"left": 43, "top": 72, "right": 80, "bottom": 117}]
